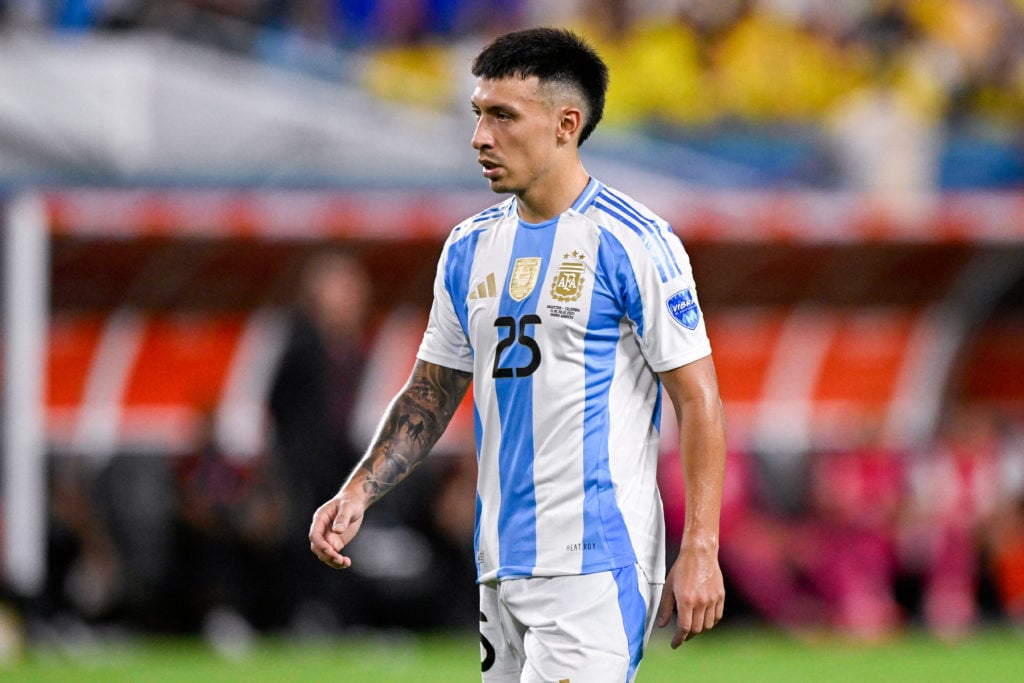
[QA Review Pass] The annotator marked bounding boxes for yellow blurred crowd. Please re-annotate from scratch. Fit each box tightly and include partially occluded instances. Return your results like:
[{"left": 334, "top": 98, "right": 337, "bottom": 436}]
[{"left": 364, "top": 0, "right": 1024, "bottom": 131}]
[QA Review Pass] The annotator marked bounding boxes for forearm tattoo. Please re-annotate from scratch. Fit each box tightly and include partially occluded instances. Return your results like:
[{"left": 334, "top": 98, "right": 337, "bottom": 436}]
[{"left": 359, "top": 361, "right": 472, "bottom": 504}]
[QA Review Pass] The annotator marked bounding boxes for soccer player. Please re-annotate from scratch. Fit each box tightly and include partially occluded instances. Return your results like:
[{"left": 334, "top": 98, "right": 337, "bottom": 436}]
[{"left": 309, "top": 27, "right": 726, "bottom": 682}]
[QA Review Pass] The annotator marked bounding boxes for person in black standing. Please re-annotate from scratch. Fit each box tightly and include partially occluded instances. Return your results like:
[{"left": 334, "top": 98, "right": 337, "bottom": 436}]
[{"left": 268, "top": 250, "right": 374, "bottom": 631}]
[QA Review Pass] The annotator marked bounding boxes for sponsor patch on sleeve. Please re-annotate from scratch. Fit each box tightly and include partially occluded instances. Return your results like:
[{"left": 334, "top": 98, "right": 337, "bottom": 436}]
[{"left": 666, "top": 289, "right": 700, "bottom": 330}]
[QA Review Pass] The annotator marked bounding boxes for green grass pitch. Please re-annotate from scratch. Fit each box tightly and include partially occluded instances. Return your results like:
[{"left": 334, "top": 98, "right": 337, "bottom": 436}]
[{"left": 6, "top": 625, "right": 1024, "bottom": 682}]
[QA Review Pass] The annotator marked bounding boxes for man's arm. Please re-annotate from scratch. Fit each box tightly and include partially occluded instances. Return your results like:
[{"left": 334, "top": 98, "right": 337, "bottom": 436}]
[
  {"left": 655, "top": 354, "right": 727, "bottom": 647},
  {"left": 309, "top": 359, "right": 473, "bottom": 569}
]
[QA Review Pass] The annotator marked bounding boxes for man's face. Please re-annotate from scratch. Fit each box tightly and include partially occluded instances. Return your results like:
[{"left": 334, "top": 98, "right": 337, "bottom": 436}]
[{"left": 470, "top": 76, "right": 564, "bottom": 198}]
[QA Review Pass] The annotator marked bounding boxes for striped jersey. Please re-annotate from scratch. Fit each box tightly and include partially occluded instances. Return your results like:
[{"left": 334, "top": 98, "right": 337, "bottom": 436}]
[{"left": 417, "top": 178, "right": 712, "bottom": 585}]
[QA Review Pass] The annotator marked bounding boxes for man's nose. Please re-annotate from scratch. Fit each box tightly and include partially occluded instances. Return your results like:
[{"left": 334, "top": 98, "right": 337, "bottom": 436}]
[{"left": 472, "top": 119, "right": 490, "bottom": 150}]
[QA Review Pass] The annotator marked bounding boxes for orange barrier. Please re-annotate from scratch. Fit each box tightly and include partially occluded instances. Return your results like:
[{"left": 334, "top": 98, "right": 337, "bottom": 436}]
[{"left": 44, "top": 306, "right": 1023, "bottom": 456}]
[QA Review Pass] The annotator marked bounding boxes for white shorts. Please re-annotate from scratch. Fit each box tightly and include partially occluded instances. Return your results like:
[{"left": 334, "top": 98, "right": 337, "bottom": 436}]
[{"left": 479, "top": 565, "right": 661, "bottom": 683}]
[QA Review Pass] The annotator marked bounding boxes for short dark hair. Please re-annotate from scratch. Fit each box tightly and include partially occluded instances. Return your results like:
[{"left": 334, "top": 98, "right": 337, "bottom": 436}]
[{"left": 471, "top": 27, "right": 609, "bottom": 146}]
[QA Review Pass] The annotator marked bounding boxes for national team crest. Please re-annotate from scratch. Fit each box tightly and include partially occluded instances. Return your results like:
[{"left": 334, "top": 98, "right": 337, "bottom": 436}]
[
  {"left": 550, "top": 250, "right": 586, "bottom": 302},
  {"left": 666, "top": 289, "right": 701, "bottom": 330},
  {"left": 508, "top": 257, "right": 542, "bottom": 301}
]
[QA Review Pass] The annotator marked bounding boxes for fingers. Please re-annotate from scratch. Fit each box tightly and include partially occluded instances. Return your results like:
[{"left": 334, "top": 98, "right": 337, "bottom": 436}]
[
  {"left": 655, "top": 585, "right": 675, "bottom": 629},
  {"left": 312, "top": 526, "right": 351, "bottom": 568},
  {"left": 662, "top": 592, "right": 725, "bottom": 649},
  {"left": 308, "top": 503, "right": 354, "bottom": 569},
  {"left": 309, "top": 524, "right": 350, "bottom": 568},
  {"left": 671, "top": 607, "right": 693, "bottom": 649},
  {"left": 669, "top": 605, "right": 716, "bottom": 648}
]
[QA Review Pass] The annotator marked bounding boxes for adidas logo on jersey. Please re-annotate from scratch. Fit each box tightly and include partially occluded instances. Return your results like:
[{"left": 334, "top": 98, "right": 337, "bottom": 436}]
[{"left": 468, "top": 272, "right": 497, "bottom": 300}]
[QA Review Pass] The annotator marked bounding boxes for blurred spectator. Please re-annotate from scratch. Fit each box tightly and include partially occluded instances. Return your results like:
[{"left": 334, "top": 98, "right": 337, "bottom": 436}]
[
  {"left": 987, "top": 416, "right": 1024, "bottom": 625},
  {"left": 43, "top": 457, "right": 122, "bottom": 626},
  {"left": 710, "top": 4, "right": 866, "bottom": 123},
  {"left": 362, "top": 39, "right": 458, "bottom": 109},
  {"left": 34, "top": 451, "right": 180, "bottom": 637},
  {"left": 903, "top": 0, "right": 1021, "bottom": 122},
  {"left": 824, "top": 47, "right": 944, "bottom": 215},
  {"left": 139, "top": 1, "right": 271, "bottom": 53},
  {"left": 674, "top": 0, "right": 749, "bottom": 39},
  {"left": 266, "top": 249, "right": 374, "bottom": 630},
  {"left": 170, "top": 411, "right": 287, "bottom": 639},
  {"left": 589, "top": 13, "right": 718, "bottom": 127},
  {"left": 988, "top": 492, "right": 1024, "bottom": 626},
  {"left": 424, "top": 448, "right": 479, "bottom": 628},
  {"left": 797, "top": 425, "right": 907, "bottom": 640},
  {"left": 96, "top": 453, "right": 179, "bottom": 632},
  {"left": 901, "top": 405, "right": 1002, "bottom": 641}
]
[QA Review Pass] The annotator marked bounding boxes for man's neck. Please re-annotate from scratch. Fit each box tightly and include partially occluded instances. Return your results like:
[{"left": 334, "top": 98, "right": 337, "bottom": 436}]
[{"left": 515, "top": 164, "right": 591, "bottom": 224}]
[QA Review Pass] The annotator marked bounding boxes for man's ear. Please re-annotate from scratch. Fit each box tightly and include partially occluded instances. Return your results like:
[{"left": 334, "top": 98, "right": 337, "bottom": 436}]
[{"left": 556, "top": 107, "right": 583, "bottom": 146}]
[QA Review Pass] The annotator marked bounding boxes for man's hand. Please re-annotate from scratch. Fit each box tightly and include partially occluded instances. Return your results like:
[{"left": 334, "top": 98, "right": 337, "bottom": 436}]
[
  {"left": 656, "top": 541, "right": 725, "bottom": 648},
  {"left": 308, "top": 495, "right": 366, "bottom": 569}
]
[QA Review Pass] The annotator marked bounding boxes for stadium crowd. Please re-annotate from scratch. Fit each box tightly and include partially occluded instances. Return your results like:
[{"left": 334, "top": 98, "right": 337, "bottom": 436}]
[
  {"left": 4, "top": 1, "right": 1024, "bottom": 141},
  {"left": 662, "top": 406, "right": 1024, "bottom": 643},
  {"left": 2, "top": 1, "right": 1022, "bottom": 189}
]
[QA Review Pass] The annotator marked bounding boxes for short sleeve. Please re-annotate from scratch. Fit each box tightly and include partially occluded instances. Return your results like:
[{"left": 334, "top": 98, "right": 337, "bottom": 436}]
[
  {"left": 416, "top": 239, "right": 474, "bottom": 373},
  {"left": 628, "top": 231, "right": 712, "bottom": 373}
]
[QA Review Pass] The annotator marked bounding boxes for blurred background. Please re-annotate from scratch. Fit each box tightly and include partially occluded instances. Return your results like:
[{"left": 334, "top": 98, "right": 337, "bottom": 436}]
[{"left": 1, "top": 0, "right": 1024, "bottom": 662}]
